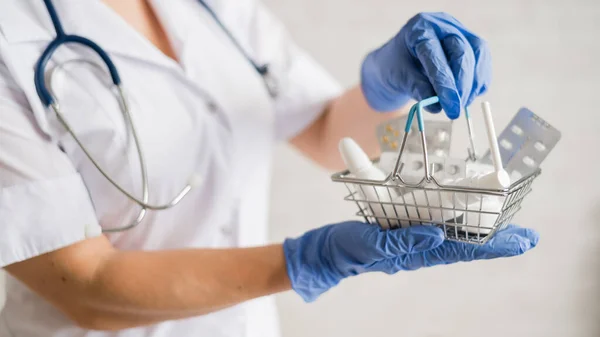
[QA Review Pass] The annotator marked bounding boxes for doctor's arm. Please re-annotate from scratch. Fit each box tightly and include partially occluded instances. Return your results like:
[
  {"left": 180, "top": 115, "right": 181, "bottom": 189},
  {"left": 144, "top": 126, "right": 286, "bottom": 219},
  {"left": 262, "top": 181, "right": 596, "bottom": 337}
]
[
  {"left": 291, "top": 13, "right": 491, "bottom": 171},
  {"left": 5, "top": 237, "right": 291, "bottom": 330},
  {"left": 5, "top": 223, "right": 538, "bottom": 331}
]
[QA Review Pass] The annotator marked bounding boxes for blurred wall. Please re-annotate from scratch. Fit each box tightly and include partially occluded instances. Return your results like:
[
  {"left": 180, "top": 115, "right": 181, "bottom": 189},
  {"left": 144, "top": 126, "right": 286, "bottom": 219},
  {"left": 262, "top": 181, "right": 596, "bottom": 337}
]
[{"left": 265, "top": 0, "right": 600, "bottom": 337}]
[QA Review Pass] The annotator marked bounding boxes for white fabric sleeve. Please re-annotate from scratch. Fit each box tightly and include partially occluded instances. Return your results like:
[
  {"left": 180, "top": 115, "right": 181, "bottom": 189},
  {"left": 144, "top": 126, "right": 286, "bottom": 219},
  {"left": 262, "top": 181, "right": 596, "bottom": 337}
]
[
  {"left": 210, "top": 0, "right": 344, "bottom": 141},
  {"left": 0, "top": 58, "right": 101, "bottom": 268}
]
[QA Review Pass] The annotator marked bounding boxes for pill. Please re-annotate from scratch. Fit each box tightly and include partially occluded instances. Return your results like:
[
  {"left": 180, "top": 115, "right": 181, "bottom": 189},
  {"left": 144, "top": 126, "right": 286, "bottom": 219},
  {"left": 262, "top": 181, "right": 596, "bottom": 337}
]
[
  {"left": 382, "top": 135, "right": 389, "bottom": 143},
  {"left": 391, "top": 141, "right": 398, "bottom": 149},
  {"left": 436, "top": 131, "right": 449, "bottom": 143},
  {"left": 386, "top": 124, "right": 394, "bottom": 132},
  {"left": 534, "top": 141, "right": 546, "bottom": 152},
  {"left": 500, "top": 139, "right": 513, "bottom": 150},
  {"left": 448, "top": 165, "right": 459, "bottom": 175},
  {"left": 522, "top": 156, "right": 535, "bottom": 167},
  {"left": 511, "top": 125, "right": 523, "bottom": 135}
]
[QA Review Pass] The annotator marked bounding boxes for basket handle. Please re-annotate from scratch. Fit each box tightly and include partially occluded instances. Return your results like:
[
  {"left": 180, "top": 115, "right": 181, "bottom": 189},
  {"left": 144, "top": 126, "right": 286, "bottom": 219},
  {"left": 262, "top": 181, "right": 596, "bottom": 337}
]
[{"left": 390, "top": 96, "right": 440, "bottom": 186}]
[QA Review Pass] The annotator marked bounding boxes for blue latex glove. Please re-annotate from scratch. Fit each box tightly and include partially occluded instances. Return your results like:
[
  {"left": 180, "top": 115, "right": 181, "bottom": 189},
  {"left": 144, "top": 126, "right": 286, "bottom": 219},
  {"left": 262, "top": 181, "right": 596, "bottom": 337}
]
[
  {"left": 283, "top": 223, "right": 538, "bottom": 302},
  {"left": 360, "top": 12, "right": 492, "bottom": 119}
]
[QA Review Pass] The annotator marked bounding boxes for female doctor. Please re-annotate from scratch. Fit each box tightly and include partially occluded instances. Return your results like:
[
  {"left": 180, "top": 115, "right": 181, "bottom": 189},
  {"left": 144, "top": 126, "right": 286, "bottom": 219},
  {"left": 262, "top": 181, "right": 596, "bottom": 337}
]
[{"left": 0, "top": 1, "right": 538, "bottom": 336}]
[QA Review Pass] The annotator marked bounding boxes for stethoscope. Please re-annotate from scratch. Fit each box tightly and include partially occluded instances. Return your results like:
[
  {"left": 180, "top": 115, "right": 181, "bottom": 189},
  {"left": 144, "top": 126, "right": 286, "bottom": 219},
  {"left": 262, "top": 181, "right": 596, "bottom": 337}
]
[{"left": 35, "top": 0, "right": 278, "bottom": 232}]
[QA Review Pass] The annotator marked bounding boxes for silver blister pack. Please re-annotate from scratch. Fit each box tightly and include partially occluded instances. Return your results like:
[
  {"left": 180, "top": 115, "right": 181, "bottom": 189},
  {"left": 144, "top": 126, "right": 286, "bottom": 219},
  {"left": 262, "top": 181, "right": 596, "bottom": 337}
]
[
  {"left": 376, "top": 151, "right": 466, "bottom": 197},
  {"left": 376, "top": 117, "right": 453, "bottom": 157},
  {"left": 399, "top": 153, "right": 466, "bottom": 181},
  {"left": 377, "top": 152, "right": 466, "bottom": 183},
  {"left": 479, "top": 107, "right": 561, "bottom": 176}
]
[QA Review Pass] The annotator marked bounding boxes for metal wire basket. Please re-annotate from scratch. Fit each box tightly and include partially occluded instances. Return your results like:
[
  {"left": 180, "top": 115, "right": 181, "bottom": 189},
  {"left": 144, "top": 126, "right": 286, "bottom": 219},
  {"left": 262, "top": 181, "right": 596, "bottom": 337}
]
[{"left": 331, "top": 97, "right": 541, "bottom": 244}]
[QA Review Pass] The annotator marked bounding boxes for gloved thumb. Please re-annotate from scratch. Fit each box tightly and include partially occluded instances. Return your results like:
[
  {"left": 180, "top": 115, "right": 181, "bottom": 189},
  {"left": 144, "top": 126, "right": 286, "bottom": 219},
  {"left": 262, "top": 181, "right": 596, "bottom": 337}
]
[{"left": 376, "top": 225, "right": 445, "bottom": 258}]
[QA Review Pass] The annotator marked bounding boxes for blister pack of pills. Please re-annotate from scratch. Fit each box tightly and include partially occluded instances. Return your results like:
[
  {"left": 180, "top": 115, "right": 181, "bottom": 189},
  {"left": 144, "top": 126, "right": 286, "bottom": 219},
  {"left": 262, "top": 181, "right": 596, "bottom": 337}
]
[
  {"left": 478, "top": 107, "right": 561, "bottom": 177},
  {"left": 377, "top": 152, "right": 466, "bottom": 183},
  {"left": 376, "top": 117, "right": 453, "bottom": 157}
]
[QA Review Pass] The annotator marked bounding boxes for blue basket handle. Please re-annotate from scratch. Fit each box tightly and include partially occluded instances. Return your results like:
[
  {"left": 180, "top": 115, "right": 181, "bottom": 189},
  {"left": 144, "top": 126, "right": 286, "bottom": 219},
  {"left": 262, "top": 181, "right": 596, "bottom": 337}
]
[{"left": 391, "top": 96, "right": 441, "bottom": 186}]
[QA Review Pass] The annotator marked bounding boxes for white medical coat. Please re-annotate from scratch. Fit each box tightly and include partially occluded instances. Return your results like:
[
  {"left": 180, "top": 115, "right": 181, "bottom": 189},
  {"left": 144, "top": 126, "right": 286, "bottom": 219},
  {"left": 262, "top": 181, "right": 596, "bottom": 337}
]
[{"left": 0, "top": 0, "right": 342, "bottom": 336}]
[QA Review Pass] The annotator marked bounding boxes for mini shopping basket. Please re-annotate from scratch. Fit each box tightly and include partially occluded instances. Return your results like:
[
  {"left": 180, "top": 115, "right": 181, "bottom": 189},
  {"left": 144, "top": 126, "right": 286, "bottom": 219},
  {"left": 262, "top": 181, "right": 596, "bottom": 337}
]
[{"left": 330, "top": 97, "right": 540, "bottom": 244}]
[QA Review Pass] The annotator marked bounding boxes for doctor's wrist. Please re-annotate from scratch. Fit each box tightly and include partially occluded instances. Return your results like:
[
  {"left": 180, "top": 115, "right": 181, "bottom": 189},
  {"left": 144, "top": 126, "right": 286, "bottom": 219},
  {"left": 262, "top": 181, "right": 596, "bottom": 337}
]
[
  {"left": 282, "top": 228, "right": 344, "bottom": 303},
  {"left": 258, "top": 244, "right": 292, "bottom": 295}
]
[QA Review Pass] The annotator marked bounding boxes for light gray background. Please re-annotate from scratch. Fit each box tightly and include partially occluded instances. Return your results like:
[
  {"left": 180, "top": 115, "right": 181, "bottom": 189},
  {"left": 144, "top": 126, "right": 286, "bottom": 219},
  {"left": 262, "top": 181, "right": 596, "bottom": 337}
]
[
  {"left": 264, "top": 0, "right": 600, "bottom": 337},
  {"left": 1, "top": 0, "right": 599, "bottom": 337}
]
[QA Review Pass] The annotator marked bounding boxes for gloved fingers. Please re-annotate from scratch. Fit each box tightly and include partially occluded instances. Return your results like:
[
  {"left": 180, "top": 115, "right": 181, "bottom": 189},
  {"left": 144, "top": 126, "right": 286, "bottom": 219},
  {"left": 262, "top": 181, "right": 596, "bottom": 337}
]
[
  {"left": 360, "top": 51, "right": 413, "bottom": 112},
  {"left": 413, "top": 37, "right": 461, "bottom": 119},
  {"left": 405, "top": 225, "right": 539, "bottom": 268},
  {"left": 463, "top": 35, "right": 492, "bottom": 107},
  {"left": 468, "top": 225, "right": 539, "bottom": 260},
  {"left": 441, "top": 34, "right": 476, "bottom": 111},
  {"left": 375, "top": 225, "right": 445, "bottom": 258},
  {"left": 488, "top": 224, "right": 540, "bottom": 248},
  {"left": 427, "top": 12, "right": 491, "bottom": 107},
  {"left": 404, "top": 68, "right": 440, "bottom": 113}
]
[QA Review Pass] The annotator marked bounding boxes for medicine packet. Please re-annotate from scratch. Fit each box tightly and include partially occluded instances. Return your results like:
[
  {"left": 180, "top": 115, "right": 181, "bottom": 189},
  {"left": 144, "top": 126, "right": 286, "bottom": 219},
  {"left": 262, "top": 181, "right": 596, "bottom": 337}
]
[
  {"left": 478, "top": 107, "right": 561, "bottom": 177},
  {"left": 376, "top": 117, "right": 453, "bottom": 158}
]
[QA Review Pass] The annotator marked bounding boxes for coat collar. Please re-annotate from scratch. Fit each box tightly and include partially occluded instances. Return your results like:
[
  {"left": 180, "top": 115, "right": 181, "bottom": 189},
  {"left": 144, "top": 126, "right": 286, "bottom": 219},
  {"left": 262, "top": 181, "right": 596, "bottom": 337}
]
[{"left": 0, "top": 0, "right": 191, "bottom": 71}]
